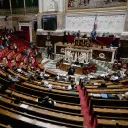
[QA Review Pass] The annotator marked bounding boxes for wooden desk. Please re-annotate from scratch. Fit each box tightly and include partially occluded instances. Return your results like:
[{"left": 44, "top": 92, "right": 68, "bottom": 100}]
[
  {"left": 7, "top": 69, "right": 28, "bottom": 81},
  {"left": 92, "top": 107, "right": 128, "bottom": 124},
  {"left": 86, "top": 88, "right": 128, "bottom": 94},
  {"left": 34, "top": 80, "right": 70, "bottom": 87},
  {"left": 97, "top": 118, "right": 128, "bottom": 128},
  {"left": 94, "top": 107, "right": 128, "bottom": 116},
  {"left": 0, "top": 96, "right": 84, "bottom": 127},
  {"left": 12, "top": 83, "right": 80, "bottom": 104},
  {"left": 5, "top": 89, "right": 81, "bottom": 114},
  {"left": 85, "top": 84, "right": 123, "bottom": 89},
  {"left": 45, "top": 69, "right": 57, "bottom": 76},
  {"left": 23, "top": 82, "right": 79, "bottom": 96}
]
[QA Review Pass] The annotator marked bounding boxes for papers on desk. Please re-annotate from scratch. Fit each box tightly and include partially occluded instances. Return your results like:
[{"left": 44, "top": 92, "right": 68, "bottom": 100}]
[
  {"left": 94, "top": 83, "right": 99, "bottom": 85},
  {"left": 44, "top": 81, "right": 49, "bottom": 86},
  {"left": 100, "top": 74, "right": 105, "bottom": 77},
  {"left": 79, "top": 76, "right": 85, "bottom": 79},
  {"left": 88, "top": 75, "right": 94, "bottom": 79},
  {"left": 101, "top": 93, "right": 108, "bottom": 98},
  {"left": 92, "top": 93, "right": 101, "bottom": 97},
  {"left": 20, "top": 104, "right": 29, "bottom": 108},
  {"left": 63, "top": 63, "right": 70, "bottom": 65}
]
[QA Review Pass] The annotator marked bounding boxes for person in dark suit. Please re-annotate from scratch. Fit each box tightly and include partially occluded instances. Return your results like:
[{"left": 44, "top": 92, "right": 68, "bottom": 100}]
[
  {"left": 68, "top": 65, "right": 75, "bottom": 75},
  {"left": 91, "top": 29, "right": 96, "bottom": 43},
  {"left": 98, "top": 81, "right": 107, "bottom": 88},
  {"left": 63, "top": 31, "right": 67, "bottom": 44},
  {"left": 47, "top": 44, "right": 53, "bottom": 59}
]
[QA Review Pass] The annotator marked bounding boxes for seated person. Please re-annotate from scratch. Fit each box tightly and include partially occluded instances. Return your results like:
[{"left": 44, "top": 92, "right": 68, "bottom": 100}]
[
  {"left": 48, "top": 99, "right": 56, "bottom": 106},
  {"left": 3, "top": 65, "right": 9, "bottom": 72},
  {"left": 12, "top": 65, "right": 18, "bottom": 71},
  {"left": 117, "top": 70, "right": 126, "bottom": 79},
  {"left": 82, "top": 33, "right": 87, "bottom": 38},
  {"left": 44, "top": 74, "right": 50, "bottom": 79},
  {"left": 23, "top": 49, "right": 28, "bottom": 55},
  {"left": 66, "top": 84, "right": 72, "bottom": 90},
  {"left": 26, "top": 73, "right": 35, "bottom": 81},
  {"left": 47, "top": 84, "right": 52, "bottom": 91},
  {"left": 56, "top": 61, "right": 60, "bottom": 68},
  {"left": 71, "top": 80, "right": 75, "bottom": 90},
  {"left": 7, "top": 74, "right": 18, "bottom": 84},
  {"left": 31, "top": 66, "right": 36, "bottom": 71},
  {"left": 74, "top": 61, "right": 79, "bottom": 65},
  {"left": 104, "top": 75, "right": 110, "bottom": 81},
  {"left": 36, "top": 71, "right": 43, "bottom": 80},
  {"left": 0, "top": 63, "right": 4, "bottom": 68},
  {"left": 67, "top": 65, "right": 75, "bottom": 75},
  {"left": 17, "top": 68, "right": 23, "bottom": 74},
  {"left": 14, "top": 98, "right": 20, "bottom": 104},
  {"left": 13, "top": 43, "right": 17, "bottom": 51},
  {"left": 66, "top": 76, "right": 71, "bottom": 82},
  {"left": 0, "top": 84, "right": 9, "bottom": 93},
  {"left": 116, "top": 123, "right": 120, "bottom": 128},
  {"left": 0, "top": 44, "right": 4, "bottom": 49},
  {"left": 124, "top": 92, "right": 128, "bottom": 100},
  {"left": 44, "top": 81, "right": 49, "bottom": 87},
  {"left": 110, "top": 73, "right": 120, "bottom": 83},
  {"left": 53, "top": 76, "right": 57, "bottom": 81},
  {"left": 98, "top": 81, "right": 107, "bottom": 88},
  {"left": 41, "top": 96, "right": 56, "bottom": 107}
]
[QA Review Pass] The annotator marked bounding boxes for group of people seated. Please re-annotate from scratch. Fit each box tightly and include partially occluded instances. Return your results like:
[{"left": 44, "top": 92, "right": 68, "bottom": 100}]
[
  {"left": 79, "top": 69, "right": 128, "bottom": 89},
  {"left": 0, "top": 35, "right": 10, "bottom": 49},
  {"left": 38, "top": 95, "right": 56, "bottom": 107}
]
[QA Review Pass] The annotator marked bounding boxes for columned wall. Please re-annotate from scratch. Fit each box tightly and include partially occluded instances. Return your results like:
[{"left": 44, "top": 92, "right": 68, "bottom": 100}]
[{"left": 37, "top": 0, "right": 128, "bottom": 36}]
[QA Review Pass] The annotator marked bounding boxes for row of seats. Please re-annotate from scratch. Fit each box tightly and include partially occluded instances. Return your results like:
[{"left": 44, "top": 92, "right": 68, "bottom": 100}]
[
  {"left": 0, "top": 34, "right": 85, "bottom": 128},
  {"left": 84, "top": 78, "right": 128, "bottom": 128}
]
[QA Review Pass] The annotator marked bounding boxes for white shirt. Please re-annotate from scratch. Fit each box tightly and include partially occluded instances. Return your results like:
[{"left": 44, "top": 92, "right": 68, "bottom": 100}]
[
  {"left": 17, "top": 68, "right": 22, "bottom": 73},
  {"left": 39, "top": 72, "right": 43, "bottom": 78},
  {"left": 48, "top": 84, "right": 52, "bottom": 88},
  {"left": 111, "top": 75, "right": 119, "bottom": 81},
  {"left": 67, "top": 85, "right": 72, "bottom": 90},
  {"left": 94, "top": 83, "right": 99, "bottom": 85},
  {"left": 44, "top": 81, "right": 49, "bottom": 86}
]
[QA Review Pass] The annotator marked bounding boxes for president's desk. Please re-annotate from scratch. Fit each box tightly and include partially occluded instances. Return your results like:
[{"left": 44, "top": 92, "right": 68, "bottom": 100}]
[{"left": 55, "top": 43, "right": 117, "bottom": 63}]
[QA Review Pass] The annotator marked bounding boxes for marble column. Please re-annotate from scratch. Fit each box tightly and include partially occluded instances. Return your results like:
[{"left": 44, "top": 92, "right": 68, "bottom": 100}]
[
  {"left": 37, "top": 13, "right": 42, "bottom": 29},
  {"left": 39, "top": 0, "right": 43, "bottom": 13},
  {"left": 123, "top": 11, "right": 128, "bottom": 34},
  {"left": 59, "top": 0, "right": 65, "bottom": 12}
]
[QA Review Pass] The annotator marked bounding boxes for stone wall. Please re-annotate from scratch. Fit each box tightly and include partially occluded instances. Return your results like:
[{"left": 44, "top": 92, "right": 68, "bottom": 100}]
[
  {"left": 0, "top": 16, "right": 12, "bottom": 29},
  {"left": 123, "top": 11, "right": 128, "bottom": 32},
  {"left": 12, "top": 15, "right": 37, "bottom": 42}
]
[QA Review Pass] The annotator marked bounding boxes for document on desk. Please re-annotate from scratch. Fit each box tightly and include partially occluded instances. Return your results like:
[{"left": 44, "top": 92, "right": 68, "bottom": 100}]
[
  {"left": 20, "top": 104, "right": 29, "bottom": 108},
  {"left": 101, "top": 93, "right": 108, "bottom": 98},
  {"left": 92, "top": 93, "right": 101, "bottom": 97}
]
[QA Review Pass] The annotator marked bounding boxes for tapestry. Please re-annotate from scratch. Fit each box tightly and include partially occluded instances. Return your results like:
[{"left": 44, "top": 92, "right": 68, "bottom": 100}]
[
  {"left": 25, "top": 0, "right": 38, "bottom": 13},
  {"left": 11, "top": 0, "right": 25, "bottom": 14},
  {"left": 68, "top": 0, "right": 127, "bottom": 9},
  {"left": 0, "top": 0, "right": 10, "bottom": 15}
]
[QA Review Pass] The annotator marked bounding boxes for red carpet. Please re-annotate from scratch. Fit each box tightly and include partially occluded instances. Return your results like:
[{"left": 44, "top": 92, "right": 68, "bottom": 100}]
[{"left": 77, "top": 85, "right": 96, "bottom": 128}]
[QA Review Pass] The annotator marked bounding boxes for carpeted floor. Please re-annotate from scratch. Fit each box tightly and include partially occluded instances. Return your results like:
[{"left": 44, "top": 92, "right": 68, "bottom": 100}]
[{"left": 77, "top": 85, "right": 96, "bottom": 128}]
